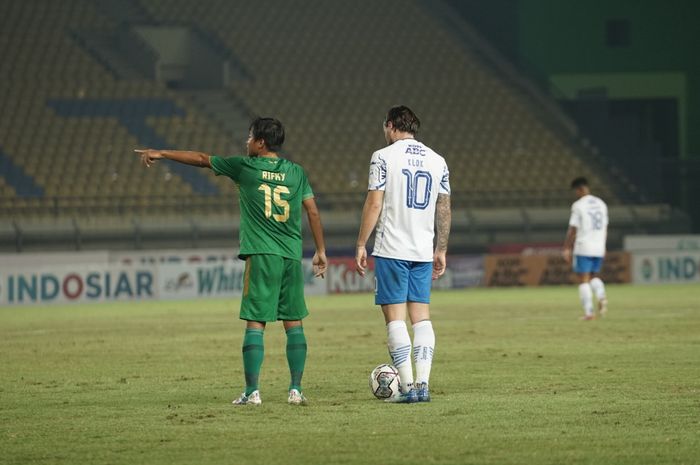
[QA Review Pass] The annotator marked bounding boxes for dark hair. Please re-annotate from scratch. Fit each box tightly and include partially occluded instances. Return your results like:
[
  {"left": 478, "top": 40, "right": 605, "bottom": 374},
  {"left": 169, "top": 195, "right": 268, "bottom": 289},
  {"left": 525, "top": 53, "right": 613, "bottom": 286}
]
[
  {"left": 249, "top": 117, "right": 285, "bottom": 152},
  {"left": 385, "top": 105, "right": 420, "bottom": 134},
  {"left": 571, "top": 177, "right": 589, "bottom": 189}
]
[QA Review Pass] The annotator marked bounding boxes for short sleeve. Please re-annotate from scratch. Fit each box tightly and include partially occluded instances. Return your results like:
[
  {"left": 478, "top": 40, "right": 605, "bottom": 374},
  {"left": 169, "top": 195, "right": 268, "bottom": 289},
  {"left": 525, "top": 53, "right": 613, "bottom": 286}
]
[
  {"left": 439, "top": 163, "right": 450, "bottom": 195},
  {"left": 210, "top": 155, "right": 244, "bottom": 182},
  {"left": 367, "top": 151, "right": 386, "bottom": 191},
  {"left": 301, "top": 169, "right": 314, "bottom": 200},
  {"left": 568, "top": 205, "right": 580, "bottom": 228}
]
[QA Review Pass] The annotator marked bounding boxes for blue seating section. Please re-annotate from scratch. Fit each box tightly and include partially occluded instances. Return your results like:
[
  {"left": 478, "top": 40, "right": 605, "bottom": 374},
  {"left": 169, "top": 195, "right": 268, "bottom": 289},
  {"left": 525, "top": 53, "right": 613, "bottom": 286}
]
[
  {"left": 46, "top": 99, "right": 219, "bottom": 195},
  {"left": 0, "top": 147, "right": 44, "bottom": 197}
]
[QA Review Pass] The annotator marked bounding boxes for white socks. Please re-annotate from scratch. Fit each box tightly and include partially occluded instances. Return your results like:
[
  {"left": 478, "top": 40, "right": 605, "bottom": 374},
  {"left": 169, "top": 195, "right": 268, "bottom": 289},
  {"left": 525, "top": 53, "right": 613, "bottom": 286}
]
[
  {"left": 590, "top": 277, "right": 607, "bottom": 301},
  {"left": 412, "top": 320, "right": 435, "bottom": 385},
  {"left": 387, "top": 319, "right": 436, "bottom": 391},
  {"left": 578, "top": 283, "right": 594, "bottom": 316},
  {"left": 387, "top": 320, "right": 414, "bottom": 391}
]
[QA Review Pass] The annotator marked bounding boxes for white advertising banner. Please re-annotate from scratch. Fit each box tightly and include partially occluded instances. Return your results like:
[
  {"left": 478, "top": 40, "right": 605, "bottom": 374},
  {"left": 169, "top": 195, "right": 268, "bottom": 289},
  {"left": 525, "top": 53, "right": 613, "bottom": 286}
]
[
  {"left": 632, "top": 251, "right": 700, "bottom": 285},
  {"left": 158, "top": 260, "right": 244, "bottom": 300},
  {"left": 1, "top": 257, "right": 326, "bottom": 306},
  {"left": 158, "top": 258, "right": 327, "bottom": 301},
  {"left": 624, "top": 235, "right": 700, "bottom": 252},
  {"left": 0, "top": 265, "right": 157, "bottom": 305}
]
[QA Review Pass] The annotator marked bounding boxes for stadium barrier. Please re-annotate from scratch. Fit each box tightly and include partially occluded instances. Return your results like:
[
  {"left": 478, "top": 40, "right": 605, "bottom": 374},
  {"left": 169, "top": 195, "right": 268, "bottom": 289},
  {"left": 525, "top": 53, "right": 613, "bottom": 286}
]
[
  {"left": 0, "top": 264, "right": 157, "bottom": 305},
  {"left": 324, "top": 256, "right": 484, "bottom": 294},
  {"left": 157, "top": 260, "right": 327, "bottom": 300},
  {"left": 625, "top": 234, "right": 700, "bottom": 284},
  {"left": 0, "top": 252, "right": 487, "bottom": 305},
  {"left": 483, "top": 252, "right": 631, "bottom": 286},
  {"left": 631, "top": 251, "right": 700, "bottom": 285},
  {"left": 0, "top": 259, "right": 323, "bottom": 306},
  {"left": 16, "top": 247, "right": 691, "bottom": 304}
]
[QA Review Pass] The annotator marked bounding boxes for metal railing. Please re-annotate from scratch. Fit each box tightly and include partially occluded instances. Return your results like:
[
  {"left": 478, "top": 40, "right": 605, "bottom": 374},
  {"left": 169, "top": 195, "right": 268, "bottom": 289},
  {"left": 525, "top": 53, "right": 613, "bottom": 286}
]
[{"left": 0, "top": 190, "right": 587, "bottom": 219}]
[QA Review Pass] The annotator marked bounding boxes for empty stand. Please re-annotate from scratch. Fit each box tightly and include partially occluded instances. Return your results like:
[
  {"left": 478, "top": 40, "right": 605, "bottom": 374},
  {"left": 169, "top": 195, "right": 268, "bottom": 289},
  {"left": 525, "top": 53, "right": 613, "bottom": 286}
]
[
  {"left": 140, "top": 0, "right": 621, "bottom": 203},
  {"left": 1, "top": 0, "right": 689, "bottom": 254},
  {"left": 0, "top": 0, "right": 238, "bottom": 215}
]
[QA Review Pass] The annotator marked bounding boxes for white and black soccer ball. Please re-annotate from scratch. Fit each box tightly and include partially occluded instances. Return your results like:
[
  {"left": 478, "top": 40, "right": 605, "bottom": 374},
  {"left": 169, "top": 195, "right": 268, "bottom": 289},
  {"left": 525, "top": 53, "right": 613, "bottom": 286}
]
[{"left": 369, "top": 364, "right": 400, "bottom": 399}]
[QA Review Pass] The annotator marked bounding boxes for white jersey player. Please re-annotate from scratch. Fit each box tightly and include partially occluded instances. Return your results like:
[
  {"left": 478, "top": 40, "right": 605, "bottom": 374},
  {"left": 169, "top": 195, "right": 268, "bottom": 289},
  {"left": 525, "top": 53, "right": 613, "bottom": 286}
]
[
  {"left": 563, "top": 177, "right": 609, "bottom": 320},
  {"left": 369, "top": 138, "right": 450, "bottom": 261},
  {"left": 355, "top": 106, "right": 451, "bottom": 403}
]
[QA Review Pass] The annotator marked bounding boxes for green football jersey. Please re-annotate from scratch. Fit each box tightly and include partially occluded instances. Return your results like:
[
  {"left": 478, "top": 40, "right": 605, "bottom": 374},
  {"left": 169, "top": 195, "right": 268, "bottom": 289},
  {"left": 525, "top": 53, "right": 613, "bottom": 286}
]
[{"left": 210, "top": 155, "right": 314, "bottom": 260}]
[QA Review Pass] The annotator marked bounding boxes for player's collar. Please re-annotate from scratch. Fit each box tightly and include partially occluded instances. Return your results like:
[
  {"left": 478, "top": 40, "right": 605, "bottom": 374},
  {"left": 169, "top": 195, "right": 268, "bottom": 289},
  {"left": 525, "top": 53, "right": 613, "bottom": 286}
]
[{"left": 392, "top": 137, "right": 416, "bottom": 144}]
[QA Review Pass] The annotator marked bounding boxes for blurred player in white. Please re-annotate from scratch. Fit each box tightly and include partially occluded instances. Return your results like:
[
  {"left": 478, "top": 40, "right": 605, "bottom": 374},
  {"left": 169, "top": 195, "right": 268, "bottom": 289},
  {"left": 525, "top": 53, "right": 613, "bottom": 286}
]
[
  {"left": 563, "top": 177, "right": 609, "bottom": 320},
  {"left": 355, "top": 105, "right": 451, "bottom": 403}
]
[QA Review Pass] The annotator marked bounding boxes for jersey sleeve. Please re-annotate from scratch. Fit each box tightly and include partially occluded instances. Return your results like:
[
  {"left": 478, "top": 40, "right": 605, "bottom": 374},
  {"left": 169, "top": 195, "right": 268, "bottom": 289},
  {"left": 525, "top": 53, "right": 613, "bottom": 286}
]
[
  {"left": 367, "top": 151, "right": 387, "bottom": 191},
  {"left": 439, "top": 162, "right": 451, "bottom": 195},
  {"left": 210, "top": 155, "right": 244, "bottom": 182},
  {"left": 568, "top": 204, "right": 581, "bottom": 228},
  {"left": 301, "top": 169, "right": 314, "bottom": 200}
]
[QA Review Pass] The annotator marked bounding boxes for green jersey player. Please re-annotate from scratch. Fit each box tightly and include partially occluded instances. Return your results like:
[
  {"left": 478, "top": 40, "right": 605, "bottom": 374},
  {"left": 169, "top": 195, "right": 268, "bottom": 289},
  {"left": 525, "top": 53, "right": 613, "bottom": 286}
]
[{"left": 135, "top": 117, "right": 327, "bottom": 406}]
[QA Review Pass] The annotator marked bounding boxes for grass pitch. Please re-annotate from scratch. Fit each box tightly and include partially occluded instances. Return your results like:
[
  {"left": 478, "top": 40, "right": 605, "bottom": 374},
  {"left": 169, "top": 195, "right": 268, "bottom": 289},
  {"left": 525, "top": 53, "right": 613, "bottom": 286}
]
[{"left": 1, "top": 285, "right": 699, "bottom": 465}]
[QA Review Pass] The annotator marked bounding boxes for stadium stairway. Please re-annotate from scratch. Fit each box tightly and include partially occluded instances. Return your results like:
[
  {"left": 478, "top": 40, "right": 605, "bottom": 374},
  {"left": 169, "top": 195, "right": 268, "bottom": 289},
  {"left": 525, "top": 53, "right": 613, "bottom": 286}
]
[
  {"left": 184, "top": 90, "right": 254, "bottom": 151},
  {"left": 46, "top": 98, "right": 219, "bottom": 195},
  {"left": 0, "top": 148, "right": 44, "bottom": 197},
  {"left": 70, "top": 29, "right": 146, "bottom": 80}
]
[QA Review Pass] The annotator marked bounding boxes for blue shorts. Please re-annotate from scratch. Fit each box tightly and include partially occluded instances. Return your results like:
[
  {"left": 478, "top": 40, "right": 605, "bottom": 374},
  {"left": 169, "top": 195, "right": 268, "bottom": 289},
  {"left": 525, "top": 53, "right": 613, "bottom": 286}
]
[
  {"left": 573, "top": 255, "right": 604, "bottom": 274},
  {"left": 374, "top": 256, "right": 432, "bottom": 305}
]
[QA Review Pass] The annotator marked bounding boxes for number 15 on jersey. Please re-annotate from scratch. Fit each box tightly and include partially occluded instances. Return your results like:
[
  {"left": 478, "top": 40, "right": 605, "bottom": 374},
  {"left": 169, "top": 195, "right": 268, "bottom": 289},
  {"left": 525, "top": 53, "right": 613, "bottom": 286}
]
[{"left": 258, "top": 183, "right": 289, "bottom": 222}]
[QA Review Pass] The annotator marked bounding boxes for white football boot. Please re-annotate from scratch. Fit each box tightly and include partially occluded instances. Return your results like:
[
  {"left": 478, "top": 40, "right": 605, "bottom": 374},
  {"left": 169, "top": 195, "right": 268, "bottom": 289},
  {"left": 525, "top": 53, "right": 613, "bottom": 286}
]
[
  {"left": 232, "top": 390, "right": 262, "bottom": 406},
  {"left": 598, "top": 298, "right": 608, "bottom": 317},
  {"left": 287, "top": 389, "right": 308, "bottom": 405}
]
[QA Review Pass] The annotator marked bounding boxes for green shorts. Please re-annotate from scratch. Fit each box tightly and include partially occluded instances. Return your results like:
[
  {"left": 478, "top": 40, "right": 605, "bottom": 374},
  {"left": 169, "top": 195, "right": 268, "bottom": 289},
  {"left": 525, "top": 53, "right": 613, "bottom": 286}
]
[{"left": 240, "top": 254, "right": 309, "bottom": 322}]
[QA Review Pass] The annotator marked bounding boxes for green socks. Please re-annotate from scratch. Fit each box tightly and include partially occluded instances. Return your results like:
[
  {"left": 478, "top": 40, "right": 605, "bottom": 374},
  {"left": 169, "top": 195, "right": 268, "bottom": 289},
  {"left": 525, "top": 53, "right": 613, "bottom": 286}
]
[
  {"left": 286, "top": 326, "right": 307, "bottom": 391},
  {"left": 241, "top": 326, "right": 306, "bottom": 395},
  {"left": 242, "top": 328, "right": 264, "bottom": 396}
]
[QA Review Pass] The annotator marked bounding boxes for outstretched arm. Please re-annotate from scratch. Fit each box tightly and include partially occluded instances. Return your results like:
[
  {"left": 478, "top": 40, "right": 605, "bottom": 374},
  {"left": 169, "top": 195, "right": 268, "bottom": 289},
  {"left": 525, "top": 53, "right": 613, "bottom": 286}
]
[
  {"left": 303, "top": 197, "right": 327, "bottom": 278},
  {"left": 134, "top": 149, "right": 212, "bottom": 169},
  {"left": 433, "top": 193, "right": 451, "bottom": 279},
  {"left": 355, "top": 190, "right": 384, "bottom": 276}
]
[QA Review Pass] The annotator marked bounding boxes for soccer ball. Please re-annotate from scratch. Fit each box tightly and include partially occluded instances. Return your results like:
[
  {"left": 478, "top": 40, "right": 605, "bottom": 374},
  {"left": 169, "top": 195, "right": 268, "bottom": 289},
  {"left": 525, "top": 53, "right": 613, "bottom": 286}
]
[{"left": 369, "top": 364, "right": 401, "bottom": 399}]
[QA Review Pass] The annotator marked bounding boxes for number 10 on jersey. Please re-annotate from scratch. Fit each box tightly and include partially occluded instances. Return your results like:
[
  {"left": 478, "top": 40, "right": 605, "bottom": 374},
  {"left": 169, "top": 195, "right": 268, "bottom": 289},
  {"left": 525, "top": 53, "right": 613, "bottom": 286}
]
[{"left": 402, "top": 169, "right": 432, "bottom": 210}]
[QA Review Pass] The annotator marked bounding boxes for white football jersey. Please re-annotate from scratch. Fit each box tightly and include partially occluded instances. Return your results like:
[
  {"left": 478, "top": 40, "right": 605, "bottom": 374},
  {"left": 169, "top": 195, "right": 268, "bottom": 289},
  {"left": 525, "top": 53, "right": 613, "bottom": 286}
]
[
  {"left": 367, "top": 139, "right": 450, "bottom": 262},
  {"left": 569, "top": 194, "right": 608, "bottom": 257}
]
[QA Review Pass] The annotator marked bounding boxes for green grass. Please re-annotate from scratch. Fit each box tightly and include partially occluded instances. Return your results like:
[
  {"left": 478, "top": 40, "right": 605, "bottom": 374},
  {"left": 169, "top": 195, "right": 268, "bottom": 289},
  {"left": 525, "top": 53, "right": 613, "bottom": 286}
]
[{"left": 1, "top": 285, "right": 699, "bottom": 465}]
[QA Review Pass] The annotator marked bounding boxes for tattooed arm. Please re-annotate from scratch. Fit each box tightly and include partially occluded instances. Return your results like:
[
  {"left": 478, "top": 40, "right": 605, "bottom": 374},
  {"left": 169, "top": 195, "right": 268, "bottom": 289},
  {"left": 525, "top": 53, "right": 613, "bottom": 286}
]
[{"left": 433, "top": 193, "right": 451, "bottom": 279}]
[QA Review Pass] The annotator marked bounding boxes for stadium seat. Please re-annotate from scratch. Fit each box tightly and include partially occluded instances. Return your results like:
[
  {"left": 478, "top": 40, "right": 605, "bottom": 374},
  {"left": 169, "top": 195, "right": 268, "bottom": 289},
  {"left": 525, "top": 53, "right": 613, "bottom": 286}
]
[{"left": 0, "top": 0, "right": 657, "bottom": 239}]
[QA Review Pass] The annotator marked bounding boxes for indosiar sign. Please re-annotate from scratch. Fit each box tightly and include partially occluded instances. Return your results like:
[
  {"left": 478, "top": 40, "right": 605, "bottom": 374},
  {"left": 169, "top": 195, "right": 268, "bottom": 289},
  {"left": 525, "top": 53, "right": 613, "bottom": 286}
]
[
  {"left": 0, "top": 266, "right": 156, "bottom": 305},
  {"left": 0, "top": 258, "right": 326, "bottom": 306},
  {"left": 633, "top": 251, "right": 700, "bottom": 284}
]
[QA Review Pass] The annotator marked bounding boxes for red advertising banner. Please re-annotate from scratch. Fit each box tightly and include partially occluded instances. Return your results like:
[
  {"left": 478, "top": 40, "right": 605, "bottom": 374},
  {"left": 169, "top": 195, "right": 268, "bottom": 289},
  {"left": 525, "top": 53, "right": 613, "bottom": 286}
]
[{"left": 327, "top": 257, "right": 376, "bottom": 294}]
